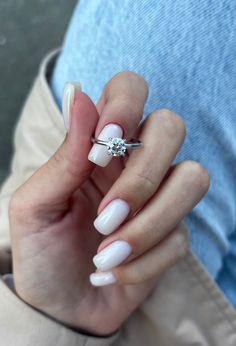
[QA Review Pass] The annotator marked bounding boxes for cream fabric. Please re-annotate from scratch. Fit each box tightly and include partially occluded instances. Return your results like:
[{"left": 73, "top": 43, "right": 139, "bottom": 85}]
[{"left": 0, "top": 50, "right": 235, "bottom": 345}]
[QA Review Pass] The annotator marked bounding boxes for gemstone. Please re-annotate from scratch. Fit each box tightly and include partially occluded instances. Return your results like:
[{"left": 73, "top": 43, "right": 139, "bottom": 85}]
[{"left": 107, "top": 137, "right": 126, "bottom": 157}]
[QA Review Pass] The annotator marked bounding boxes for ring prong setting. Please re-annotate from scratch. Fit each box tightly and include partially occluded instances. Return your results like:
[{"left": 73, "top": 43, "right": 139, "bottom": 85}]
[
  {"left": 91, "top": 136, "right": 142, "bottom": 156},
  {"left": 107, "top": 137, "right": 127, "bottom": 157}
]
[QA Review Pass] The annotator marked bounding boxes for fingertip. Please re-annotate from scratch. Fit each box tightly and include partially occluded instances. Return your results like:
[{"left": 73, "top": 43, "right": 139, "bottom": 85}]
[
  {"left": 66, "top": 90, "right": 100, "bottom": 172},
  {"left": 69, "top": 90, "right": 99, "bottom": 143}
]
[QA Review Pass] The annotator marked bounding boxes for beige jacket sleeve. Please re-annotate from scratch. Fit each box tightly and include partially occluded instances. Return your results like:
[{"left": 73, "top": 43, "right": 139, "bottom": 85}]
[
  {"left": 0, "top": 50, "right": 120, "bottom": 346},
  {"left": 0, "top": 276, "right": 120, "bottom": 345}
]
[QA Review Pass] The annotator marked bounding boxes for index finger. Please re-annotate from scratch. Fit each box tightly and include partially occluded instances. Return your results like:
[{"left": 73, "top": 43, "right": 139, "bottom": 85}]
[{"left": 88, "top": 71, "right": 148, "bottom": 167}]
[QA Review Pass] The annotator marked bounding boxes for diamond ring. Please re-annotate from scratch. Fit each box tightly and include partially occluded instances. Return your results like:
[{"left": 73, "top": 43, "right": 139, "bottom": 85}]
[{"left": 91, "top": 137, "right": 143, "bottom": 157}]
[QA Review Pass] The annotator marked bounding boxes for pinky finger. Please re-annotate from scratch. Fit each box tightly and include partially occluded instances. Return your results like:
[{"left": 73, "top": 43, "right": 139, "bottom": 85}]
[{"left": 90, "top": 223, "right": 188, "bottom": 286}]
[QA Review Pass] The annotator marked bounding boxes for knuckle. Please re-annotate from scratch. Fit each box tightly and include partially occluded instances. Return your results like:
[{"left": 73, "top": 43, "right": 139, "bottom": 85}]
[
  {"left": 116, "top": 95, "right": 139, "bottom": 115},
  {"left": 181, "top": 160, "right": 211, "bottom": 193},
  {"left": 51, "top": 146, "right": 67, "bottom": 169},
  {"left": 154, "top": 109, "right": 186, "bottom": 139},
  {"left": 114, "top": 168, "right": 157, "bottom": 214},
  {"left": 104, "top": 97, "right": 142, "bottom": 132},
  {"left": 132, "top": 171, "right": 156, "bottom": 196},
  {"left": 9, "top": 191, "right": 29, "bottom": 222}
]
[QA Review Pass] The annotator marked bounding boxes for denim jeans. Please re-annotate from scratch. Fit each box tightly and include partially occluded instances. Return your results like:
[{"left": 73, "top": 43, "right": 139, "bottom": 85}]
[{"left": 51, "top": 0, "right": 236, "bottom": 307}]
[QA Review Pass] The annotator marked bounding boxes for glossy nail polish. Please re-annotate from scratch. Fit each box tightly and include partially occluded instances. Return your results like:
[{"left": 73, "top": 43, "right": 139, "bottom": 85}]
[
  {"left": 93, "top": 240, "right": 132, "bottom": 271},
  {"left": 88, "top": 123, "right": 123, "bottom": 167},
  {"left": 90, "top": 271, "right": 117, "bottom": 286},
  {"left": 62, "top": 82, "right": 81, "bottom": 132},
  {"left": 94, "top": 199, "right": 130, "bottom": 235}
]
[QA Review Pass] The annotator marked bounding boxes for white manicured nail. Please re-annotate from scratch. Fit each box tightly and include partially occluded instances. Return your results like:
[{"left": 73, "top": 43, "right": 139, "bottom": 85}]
[
  {"left": 93, "top": 240, "right": 132, "bottom": 271},
  {"left": 94, "top": 199, "right": 130, "bottom": 235},
  {"left": 90, "top": 271, "right": 117, "bottom": 286},
  {"left": 88, "top": 124, "right": 123, "bottom": 167},
  {"left": 62, "top": 82, "right": 81, "bottom": 132}
]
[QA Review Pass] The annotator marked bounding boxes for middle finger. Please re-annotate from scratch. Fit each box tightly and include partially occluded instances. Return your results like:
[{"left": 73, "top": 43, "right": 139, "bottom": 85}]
[{"left": 94, "top": 109, "right": 186, "bottom": 235}]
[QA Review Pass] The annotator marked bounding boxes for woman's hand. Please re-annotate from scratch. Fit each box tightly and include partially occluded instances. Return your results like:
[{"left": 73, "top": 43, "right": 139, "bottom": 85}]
[{"left": 9, "top": 72, "right": 210, "bottom": 336}]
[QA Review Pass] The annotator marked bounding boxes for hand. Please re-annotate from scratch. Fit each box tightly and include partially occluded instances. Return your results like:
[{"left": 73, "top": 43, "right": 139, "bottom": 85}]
[{"left": 9, "top": 72, "right": 210, "bottom": 336}]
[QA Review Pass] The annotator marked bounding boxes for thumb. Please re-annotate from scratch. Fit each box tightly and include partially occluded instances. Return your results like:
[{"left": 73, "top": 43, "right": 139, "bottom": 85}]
[{"left": 16, "top": 84, "right": 99, "bottom": 216}]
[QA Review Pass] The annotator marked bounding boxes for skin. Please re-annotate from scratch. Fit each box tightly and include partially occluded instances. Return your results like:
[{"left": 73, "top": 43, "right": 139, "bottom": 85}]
[{"left": 9, "top": 72, "right": 210, "bottom": 336}]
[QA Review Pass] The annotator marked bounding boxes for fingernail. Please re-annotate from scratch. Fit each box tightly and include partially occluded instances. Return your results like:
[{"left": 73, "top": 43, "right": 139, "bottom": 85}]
[
  {"left": 93, "top": 240, "right": 132, "bottom": 271},
  {"left": 94, "top": 199, "right": 130, "bottom": 235},
  {"left": 62, "top": 82, "right": 81, "bottom": 132},
  {"left": 90, "top": 271, "right": 117, "bottom": 286},
  {"left": 88, "top": 123, "right": 123, "bottom": 167}
]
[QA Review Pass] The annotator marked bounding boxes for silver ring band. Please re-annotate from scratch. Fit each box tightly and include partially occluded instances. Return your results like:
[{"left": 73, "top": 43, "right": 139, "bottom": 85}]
[{"left": 91, "top": 137, "right": 143, "bottom": 156}]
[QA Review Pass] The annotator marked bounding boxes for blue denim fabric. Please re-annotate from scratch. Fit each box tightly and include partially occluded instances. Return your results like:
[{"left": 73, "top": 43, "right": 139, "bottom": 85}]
[{"left": 51, "top": 0, "right": 236, "bottom": 307}]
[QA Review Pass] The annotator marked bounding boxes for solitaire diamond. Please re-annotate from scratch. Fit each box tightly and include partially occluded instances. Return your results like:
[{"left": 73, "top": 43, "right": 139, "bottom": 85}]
[{"left": 107, "top": 137, "right": 126, "bottom": 156}]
